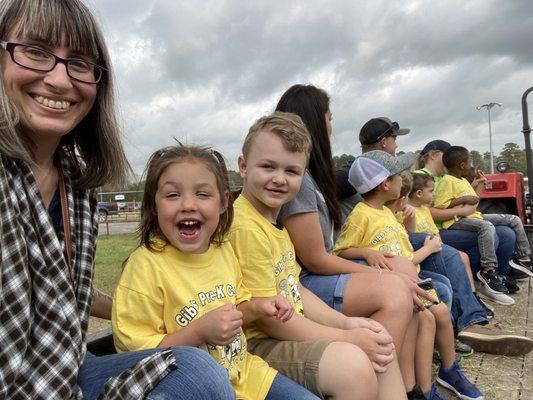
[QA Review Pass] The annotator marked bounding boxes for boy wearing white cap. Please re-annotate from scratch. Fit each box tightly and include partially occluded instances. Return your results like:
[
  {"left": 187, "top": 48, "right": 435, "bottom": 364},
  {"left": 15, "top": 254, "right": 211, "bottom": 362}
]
[{"left": 334, "top": 151, "right": 483, "bottom": 400}]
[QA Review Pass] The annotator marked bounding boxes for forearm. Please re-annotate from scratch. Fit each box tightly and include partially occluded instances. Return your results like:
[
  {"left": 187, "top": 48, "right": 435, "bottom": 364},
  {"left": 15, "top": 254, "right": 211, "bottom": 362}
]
[
  {"left": 430, "top": 207, "right": 459, "bottom": 221},
  {"left": 158, "top": 320, "right": 205, "bottom": 348},
  {"left": 91, "top": 289, "right": 113, "bottom": 320},
  {"left": 256, "top": 311, "right": 345, "bottom": 342},
  {"left": 337, "top": 247, "right": 368, "bottom": 261},
  {"left": 412, "top": 246, "right": 432, "bottom": 265},
  {"left": 237, "top": 300, "right": 260, "bottom": 325},
  {"left": 302, "top": 250, "right": 373, "bottom": 274},
  {"left": 448, "top": 198, "right": 466, "bottom": 208},
  {"left": 403, "top": 218, "right": 417, "bottom": 233},
  {"left": 299, "top": 286, "right": 346, "bottom": 328}
]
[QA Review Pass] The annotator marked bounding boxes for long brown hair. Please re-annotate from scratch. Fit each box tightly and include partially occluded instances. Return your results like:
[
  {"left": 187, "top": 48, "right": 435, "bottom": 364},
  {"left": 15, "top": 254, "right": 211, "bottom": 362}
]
[
  {"left": 138, "top": 145, "right": 233, "bottom": 251},
  {"left": 0, "top": 0, "right": 131, "bottom": 188},
  {"left": 275, "top": 84, "right": 341, "bottom": 226}
]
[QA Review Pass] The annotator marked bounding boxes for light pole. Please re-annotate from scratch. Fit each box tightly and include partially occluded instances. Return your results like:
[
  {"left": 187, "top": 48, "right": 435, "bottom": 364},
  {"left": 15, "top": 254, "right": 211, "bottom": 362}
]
[{"left": 476, "top": 102, "right": 502, "bottom": 173}]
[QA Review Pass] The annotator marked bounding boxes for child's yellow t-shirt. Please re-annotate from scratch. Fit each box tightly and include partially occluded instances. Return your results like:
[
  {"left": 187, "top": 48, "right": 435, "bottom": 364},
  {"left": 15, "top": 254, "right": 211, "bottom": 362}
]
[
  {"left": 228, "top": 196, "right": 305, "bottom": 340},
  {"left": 433, "top": 174, "right": 483, "bottom": 229},
  {"left": 112, "top": 239, "right": 276, "bottom": 400},
  {"left": 334, "top": 202, "right": 416, "bottom": 268},
  {"left": 412, "top": 205, "right": 439, "bottom": 235}
]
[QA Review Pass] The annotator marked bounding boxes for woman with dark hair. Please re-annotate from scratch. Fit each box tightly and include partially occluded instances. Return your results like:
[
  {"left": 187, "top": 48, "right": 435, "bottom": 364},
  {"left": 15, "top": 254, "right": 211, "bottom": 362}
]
[
  {"left": 0, "top": 0, "right": 234, "bottom": 399},
  {"left": 275, "top": 85, "right": 436, "bottom": 395}
]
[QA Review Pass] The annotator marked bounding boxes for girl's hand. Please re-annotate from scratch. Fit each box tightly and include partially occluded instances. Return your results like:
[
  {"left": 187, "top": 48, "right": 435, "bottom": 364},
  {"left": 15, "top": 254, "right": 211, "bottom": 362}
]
[
  {"left": 343, "top": 316, "right": 385, "bottom": 334},
  {"left": 364, "top": 249, "right": 395, "bottom": 270},
  {"left": 393, "top": 272, "right": 437, "bottom": 311},
  {"left": 256, "top": 295, "right": 295, "bottom": 323},
  {"left": 423, "top": 235, "right": 442, "bottom": 254},
  {"left": 197, "top": 304, "right": 243, "bottom": 345}
]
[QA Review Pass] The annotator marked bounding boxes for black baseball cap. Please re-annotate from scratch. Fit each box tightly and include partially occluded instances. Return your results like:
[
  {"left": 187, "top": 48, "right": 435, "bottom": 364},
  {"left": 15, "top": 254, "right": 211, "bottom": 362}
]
[
  {"left": 359, "top": 117, "right": 410, "bottom": 146},
  {"left": 420, "top": 140, "right": 451, "bottom": 155}
]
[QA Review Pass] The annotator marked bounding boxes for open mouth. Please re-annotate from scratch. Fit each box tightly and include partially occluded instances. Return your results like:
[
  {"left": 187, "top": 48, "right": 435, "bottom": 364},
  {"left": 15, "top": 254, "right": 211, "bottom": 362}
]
[{"left": 178, "top": 219, "right": 202, "bottom": 240}]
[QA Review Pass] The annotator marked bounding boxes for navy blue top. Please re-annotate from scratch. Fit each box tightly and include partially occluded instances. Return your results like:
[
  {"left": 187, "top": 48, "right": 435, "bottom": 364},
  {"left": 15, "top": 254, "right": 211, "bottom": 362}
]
[{"left": 48, "top": 188, "right": 62, "bottom": 234}]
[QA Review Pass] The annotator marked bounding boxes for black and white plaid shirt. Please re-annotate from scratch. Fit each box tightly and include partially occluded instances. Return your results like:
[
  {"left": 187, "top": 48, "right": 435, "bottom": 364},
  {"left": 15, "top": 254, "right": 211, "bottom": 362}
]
[{"left": 0, "top": 155, "right": 176, "bottom": 399}]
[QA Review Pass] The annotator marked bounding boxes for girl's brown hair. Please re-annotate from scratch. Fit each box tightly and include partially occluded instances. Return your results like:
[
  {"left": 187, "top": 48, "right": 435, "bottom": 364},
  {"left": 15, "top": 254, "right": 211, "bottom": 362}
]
[{"left": 138, "top": 145, "right": 233, "bottom": 251}]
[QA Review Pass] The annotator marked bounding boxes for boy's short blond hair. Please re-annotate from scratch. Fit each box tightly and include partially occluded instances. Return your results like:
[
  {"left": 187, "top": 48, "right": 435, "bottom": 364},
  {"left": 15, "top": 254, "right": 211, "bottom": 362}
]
[{"left": 242, "top": 111, "right": 312, "bottom": 160}]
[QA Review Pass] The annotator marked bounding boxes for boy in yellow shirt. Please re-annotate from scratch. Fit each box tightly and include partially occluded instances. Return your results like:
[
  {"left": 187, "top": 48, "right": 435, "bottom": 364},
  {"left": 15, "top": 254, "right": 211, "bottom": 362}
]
[
  {"left": 433, "top": 146, "right": 533, "bottom": 298},
  {"left": 334, "top": 150, "right": 483, "bottom": 400},
  {"left": 229, "top": 112, "right": 407, "bottom": 400}
]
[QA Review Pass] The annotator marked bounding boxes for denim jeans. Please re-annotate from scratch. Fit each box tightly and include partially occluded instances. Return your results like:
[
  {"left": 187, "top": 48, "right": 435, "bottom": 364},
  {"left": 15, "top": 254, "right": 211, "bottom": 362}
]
[
  {"left": 449, "top": 218, "right": 499, "bottom": 268},
  {"left": 78, "top": 347, "right": 235, "bottom": 400},
  {"left": 440, "top": 226, "right": 516, "bottom": 274},
  {"left": 409, "top": 233, "right": 487, "bottom": 332},
  {"left": 266, "top": 373, "right": 320, "bottom": 400}
]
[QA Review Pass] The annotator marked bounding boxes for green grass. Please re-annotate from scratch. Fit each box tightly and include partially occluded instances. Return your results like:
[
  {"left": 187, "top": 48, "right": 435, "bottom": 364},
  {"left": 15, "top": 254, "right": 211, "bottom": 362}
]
[{"left": 94, "top": 233, "right": 138, "bottom": 294}]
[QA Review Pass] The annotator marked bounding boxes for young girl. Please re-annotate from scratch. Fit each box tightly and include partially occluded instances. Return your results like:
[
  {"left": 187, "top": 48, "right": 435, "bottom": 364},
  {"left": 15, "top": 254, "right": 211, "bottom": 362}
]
[{"left": 112, "top": 145, "right": 318, "bottom": 400}]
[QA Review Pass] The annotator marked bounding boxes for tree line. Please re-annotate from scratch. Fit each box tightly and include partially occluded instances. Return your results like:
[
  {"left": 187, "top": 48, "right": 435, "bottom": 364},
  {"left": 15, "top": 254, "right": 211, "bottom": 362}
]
[{"left": 98, "top": 142, "right": 529, "bottom": 202}]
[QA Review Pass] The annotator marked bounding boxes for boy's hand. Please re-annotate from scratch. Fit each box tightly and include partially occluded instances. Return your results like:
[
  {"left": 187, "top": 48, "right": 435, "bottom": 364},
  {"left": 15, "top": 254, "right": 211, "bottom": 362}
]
[
  {"left": 402, "top": 203, "right": 416, "bottom": 223},
  {"left": 364, "top": 249, "right": 395, "bottom": 270},
  {"left": 197, "top": 304, "right": 243, "bottom": 345},
  {"left": 255, "top": 295, "right": 294, "bottom": 323},
  {"left": 343, "top": 328, "right": 395, "bottom": 373},
  {"left": 343, "top": 317, "right": 385, "bottom": 333},
  {"left": 423, "top": 235, "right": 442, "bottom": 254}
]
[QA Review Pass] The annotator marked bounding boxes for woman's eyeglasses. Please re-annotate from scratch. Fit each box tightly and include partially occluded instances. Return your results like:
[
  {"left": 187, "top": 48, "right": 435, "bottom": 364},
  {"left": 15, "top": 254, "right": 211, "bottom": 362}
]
[{"left": 0, "top": 41, "right": 106, "bottom": 84}]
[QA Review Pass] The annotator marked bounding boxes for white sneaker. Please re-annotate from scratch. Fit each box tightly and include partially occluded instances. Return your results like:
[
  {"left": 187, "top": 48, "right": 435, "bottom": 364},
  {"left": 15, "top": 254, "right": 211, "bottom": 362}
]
[{"left": 476, "top": 282, "right": 515, "bottom": 305}]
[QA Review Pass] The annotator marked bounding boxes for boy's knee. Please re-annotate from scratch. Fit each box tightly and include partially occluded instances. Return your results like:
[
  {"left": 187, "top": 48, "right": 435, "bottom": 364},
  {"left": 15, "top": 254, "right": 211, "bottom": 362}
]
[
  {"left": 324, "top": 342, "right": 378, "bottom": 394},
  {"left": 431, "top": 302, "right": 451, "bottom": 322}
]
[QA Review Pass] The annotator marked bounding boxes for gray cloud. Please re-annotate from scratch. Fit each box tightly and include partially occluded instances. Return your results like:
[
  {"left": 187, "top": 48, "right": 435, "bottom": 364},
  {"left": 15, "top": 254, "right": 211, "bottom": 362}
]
[{"left": 89, "top": 0, "right": 533, "bottom": 173}]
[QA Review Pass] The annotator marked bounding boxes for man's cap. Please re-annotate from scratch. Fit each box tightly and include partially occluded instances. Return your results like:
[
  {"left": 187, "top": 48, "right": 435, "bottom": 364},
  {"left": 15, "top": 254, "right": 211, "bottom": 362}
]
[
  {"left": 359, "top": 117, "right": 410, "bottom": 146},
  {"left": 420, "top": 140, "right": 451, "bottom": 155},
  {"left": 348, "top": 150, "right": 415, "bottom": 194}
]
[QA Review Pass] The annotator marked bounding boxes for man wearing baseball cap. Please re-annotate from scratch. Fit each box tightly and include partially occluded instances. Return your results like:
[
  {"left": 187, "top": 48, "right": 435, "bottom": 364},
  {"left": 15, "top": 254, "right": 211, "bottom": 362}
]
[{"left": 336, "top": 117, "right": 413, "bottom": 218}]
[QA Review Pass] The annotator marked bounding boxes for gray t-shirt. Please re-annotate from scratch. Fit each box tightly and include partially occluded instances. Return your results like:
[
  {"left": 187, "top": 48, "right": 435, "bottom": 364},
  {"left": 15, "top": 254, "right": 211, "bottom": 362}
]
[{"left": 278, "top": 171, "right": 335, "bottom": 258}]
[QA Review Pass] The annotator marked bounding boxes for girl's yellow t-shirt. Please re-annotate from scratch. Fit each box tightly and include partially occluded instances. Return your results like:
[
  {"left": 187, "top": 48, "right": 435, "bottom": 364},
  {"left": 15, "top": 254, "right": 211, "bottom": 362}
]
[
  {"left": 112, "top": 239, "right": 276, "bottom": 400},
  {"left": 228, "top": 196, "right": 305, "bottom": 340},
  {"left": 334, "top": 202, "right": 415, "bottom": 263}
]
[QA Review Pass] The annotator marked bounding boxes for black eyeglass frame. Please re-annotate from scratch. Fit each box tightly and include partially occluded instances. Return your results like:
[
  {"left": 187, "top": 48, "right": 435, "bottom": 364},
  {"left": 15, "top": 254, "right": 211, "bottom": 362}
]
[
  {"left": 0, "top": 41, "right": 106, "bottom": 84},
  {"left": 372, "top": 121, "right": 399, "bottom": 143}
]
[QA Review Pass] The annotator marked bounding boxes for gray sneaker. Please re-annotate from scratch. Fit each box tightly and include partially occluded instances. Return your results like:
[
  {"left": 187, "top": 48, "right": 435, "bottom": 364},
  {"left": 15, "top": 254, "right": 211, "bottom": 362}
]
[
  {"left": 458, "top": 324, "right": 533, "bottom": 356},
  {"left": 476, "top": 282, "right": 515, "bottom": 306}
]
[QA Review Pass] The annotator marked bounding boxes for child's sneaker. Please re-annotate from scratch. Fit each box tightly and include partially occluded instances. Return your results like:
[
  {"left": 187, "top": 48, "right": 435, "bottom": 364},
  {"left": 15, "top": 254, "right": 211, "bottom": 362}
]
[
  {"left": 455, "top": 339, "right": 474, "bottom": 356},
  {"left": 477, "top": 269, "right": 508, "bottom": 294},
  {"left": 509, "top": 258, "right": 533, "bottom": 277},
  {"left": 476, "top": 282, "right": 515, "bottom": 306},
  {"left": 501, "top": 274, "right": 520, "bottom": 294},
  {"left": 507, "top": 268, "right": 530, "bottom": 281},
  {"left": 436, "top": 361, "right": 484, "bottom": 399}
]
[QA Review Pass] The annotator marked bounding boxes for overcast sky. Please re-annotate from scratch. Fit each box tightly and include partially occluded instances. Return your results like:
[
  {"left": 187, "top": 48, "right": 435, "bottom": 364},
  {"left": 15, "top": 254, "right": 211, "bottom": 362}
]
[{"left": 88, "top": 0, "right": 533, "bottom": 174}]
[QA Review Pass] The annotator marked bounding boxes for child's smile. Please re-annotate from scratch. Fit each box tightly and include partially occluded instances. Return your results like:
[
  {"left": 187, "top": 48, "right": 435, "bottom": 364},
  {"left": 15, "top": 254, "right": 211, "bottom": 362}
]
[{"left": 155, "top": 161, "right": 225, "bottom": 254}]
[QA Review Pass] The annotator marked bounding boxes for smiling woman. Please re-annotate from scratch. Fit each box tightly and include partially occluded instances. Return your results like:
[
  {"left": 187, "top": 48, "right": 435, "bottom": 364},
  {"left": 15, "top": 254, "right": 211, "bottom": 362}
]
[{"left": 0, "top": 0, "right": 234, "bottom": 399}]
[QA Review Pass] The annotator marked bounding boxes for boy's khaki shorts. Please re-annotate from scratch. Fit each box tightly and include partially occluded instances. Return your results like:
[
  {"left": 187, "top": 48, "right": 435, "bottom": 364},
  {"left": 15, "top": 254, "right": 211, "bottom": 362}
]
[{"left": 247, "top": 338, "right": 334, "bottom": 399}]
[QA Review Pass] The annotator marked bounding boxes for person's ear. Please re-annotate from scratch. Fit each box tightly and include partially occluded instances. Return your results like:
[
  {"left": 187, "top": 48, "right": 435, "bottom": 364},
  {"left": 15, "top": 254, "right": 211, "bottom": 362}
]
[
  {"left": 237, "top": 155, "right": 247, "bottom": 179},
  {"left": 220, "top": 190, "right": 229, "bottom": 214},
  {"left": 415, "top": 189, "right": 423, "bottom": 199}
]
